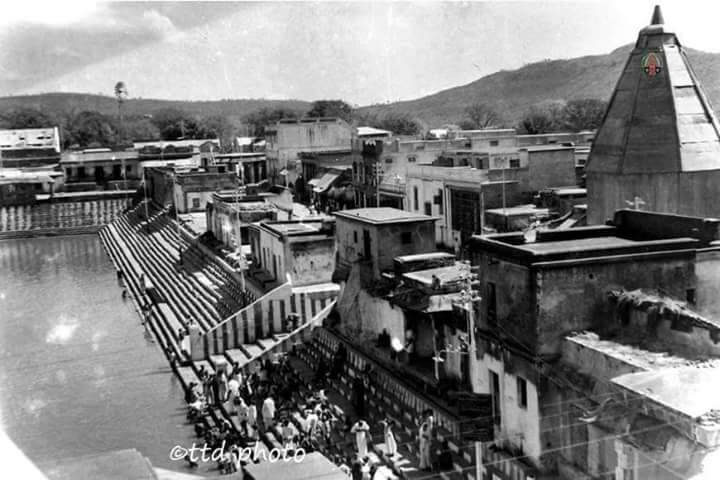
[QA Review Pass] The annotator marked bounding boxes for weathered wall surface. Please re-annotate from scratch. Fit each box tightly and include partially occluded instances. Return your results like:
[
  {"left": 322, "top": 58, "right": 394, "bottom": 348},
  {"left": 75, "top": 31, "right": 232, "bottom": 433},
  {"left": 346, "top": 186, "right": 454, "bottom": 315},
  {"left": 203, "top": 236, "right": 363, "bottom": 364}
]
[
  {"left": 537, "top": 255, "right": 695, "bottom": 355},
  {"left": 336, "top": 264, "right": 405, "bottom": 342},
  {"left": 587, "top": 171, "right": 720, "bottom": 225},
  {"left": 475, "top": 252, "right": 535, "bottom": 347},
  {"left": 473, "top": 344, "right": 543, "bottom": 468},
  {"left": 696, "top": 249, "right": 720, "bottom": 320},
  {"left": 336, "top": 217, "right": 436, "bottom": 279},
  {"left": 0, "top": 198, "right": 131, "bottom": 233},
  {"left": 526, "top": 149, "right": 577, "bottom": 192},
  {"left": 289, "top": 238, "right": 335, "bottom": 286},
  {"left": 374, "top": 221, "right": 436, "bottom": 277}
]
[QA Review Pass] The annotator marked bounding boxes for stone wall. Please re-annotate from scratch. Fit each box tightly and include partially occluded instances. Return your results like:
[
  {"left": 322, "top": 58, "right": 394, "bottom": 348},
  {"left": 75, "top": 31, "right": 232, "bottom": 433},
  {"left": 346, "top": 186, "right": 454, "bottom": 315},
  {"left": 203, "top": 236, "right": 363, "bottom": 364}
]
[{"left": 0, "top": 198, "right": 131, "bottom": 234}]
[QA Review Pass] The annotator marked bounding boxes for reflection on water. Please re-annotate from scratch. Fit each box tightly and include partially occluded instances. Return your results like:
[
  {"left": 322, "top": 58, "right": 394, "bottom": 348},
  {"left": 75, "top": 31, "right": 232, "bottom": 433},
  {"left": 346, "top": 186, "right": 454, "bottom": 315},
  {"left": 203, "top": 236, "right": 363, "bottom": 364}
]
[{"left": 0, "top": 235, "right": 197, "bottom": 472}]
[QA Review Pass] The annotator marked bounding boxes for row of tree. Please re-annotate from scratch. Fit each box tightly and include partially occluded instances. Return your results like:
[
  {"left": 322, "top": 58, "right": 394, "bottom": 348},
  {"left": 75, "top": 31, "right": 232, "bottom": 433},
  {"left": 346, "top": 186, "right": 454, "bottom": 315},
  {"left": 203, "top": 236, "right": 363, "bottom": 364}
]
[
  {"left": 242, "top": 100, "right": 423, "bottom": 136},
  {"left": 458, "top": 99, "right": 607, "bottom": 134},
  {"left": 0, "top": 107, "right": 239, "bottom": 150},
  {"left": 0, "top": 98, "right": 606, "bottom": 149}
]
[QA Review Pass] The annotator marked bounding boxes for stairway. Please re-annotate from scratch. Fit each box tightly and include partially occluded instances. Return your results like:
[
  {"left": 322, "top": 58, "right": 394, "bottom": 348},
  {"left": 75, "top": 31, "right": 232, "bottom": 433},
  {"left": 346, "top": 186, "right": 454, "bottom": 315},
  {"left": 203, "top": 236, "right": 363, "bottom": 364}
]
[{"left": 99, "top": 202, "right": 342, "bottom": 471}]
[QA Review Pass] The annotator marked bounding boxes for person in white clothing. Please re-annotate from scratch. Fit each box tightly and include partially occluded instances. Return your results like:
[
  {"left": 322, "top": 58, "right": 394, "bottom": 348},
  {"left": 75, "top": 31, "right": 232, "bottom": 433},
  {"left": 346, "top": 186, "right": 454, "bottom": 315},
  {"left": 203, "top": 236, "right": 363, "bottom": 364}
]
[
  {"left": 418, "top": 415, "right": 433, "bottom": 471},
  {"left": 382, "top": 419, "right": 397, "bottom": 458},
  {"left": 350, "top": 418, "right": 370, "bottom": 458},
  {"left": 262, "top": 395, "right": 276, "bottom": 429}
]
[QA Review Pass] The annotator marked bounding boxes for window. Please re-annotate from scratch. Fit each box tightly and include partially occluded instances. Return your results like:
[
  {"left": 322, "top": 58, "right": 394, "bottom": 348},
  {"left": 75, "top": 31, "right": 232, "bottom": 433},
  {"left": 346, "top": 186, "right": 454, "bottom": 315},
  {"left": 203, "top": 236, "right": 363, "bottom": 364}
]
[
  {"left": 192, "top": 198, "right": 201, "bottom": 209},
  {"left": 437, "top": 190, "right": 444, "bottom": 215},
  {"left": 510, "top": 158, "right": 520, "bottom": 169},
  {"left": 464, "top": 141, "right": 472, "bottom": 149},
  {"left": 686, "top": 288, "right": 696, "bottom": 305},
  {"left": 408, "top": 156, "right": 417, "bottom": 163},
  {"left": 414, "top": 187, "right": 419, "bottom": 211},
  {"left": 517, "top": 377, "right": 528, "bottom": 408},
  {"left": 489, "top": 140, "right": 499, "bottom": 147},
  {"left": 385, "top": 157, "right": 393, "bottom": 164},
  {"left": 424, "top": 202, "right": 432, "bottom": 216},
  {"left": 401, "top": 232, "right": 412, "bottom": 244},
  {"left": 487, "top": 282, "right": 497, "bottom": 324},
  {"left": 490, "top": 370, "right": 501, "bottom": 426},
  {"left": 415, "top": 144, "right": 425, "bottom": 151},
  {"left": 353, "top": 231, "right": 358, "bottom": 243}
]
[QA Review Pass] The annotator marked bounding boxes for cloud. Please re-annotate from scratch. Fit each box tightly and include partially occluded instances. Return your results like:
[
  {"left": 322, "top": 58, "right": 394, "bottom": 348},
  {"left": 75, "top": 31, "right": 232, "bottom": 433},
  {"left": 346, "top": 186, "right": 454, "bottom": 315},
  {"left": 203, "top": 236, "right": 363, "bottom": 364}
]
[{"left": 141, "top": 10, "right": 182, "bottom": 42}]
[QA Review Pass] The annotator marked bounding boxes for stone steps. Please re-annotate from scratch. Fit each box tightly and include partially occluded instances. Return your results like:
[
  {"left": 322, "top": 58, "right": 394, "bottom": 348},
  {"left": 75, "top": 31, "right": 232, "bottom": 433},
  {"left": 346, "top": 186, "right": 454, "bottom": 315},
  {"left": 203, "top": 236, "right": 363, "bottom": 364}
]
[
  {"left": 120, "top": 213, "right": 221, "bottom": 324},
  {"left": 298, "top": 335, "right": 475, "bottom": 479},
  {"left": 114, "top": 212, "right": 216, "bottom": 331}
]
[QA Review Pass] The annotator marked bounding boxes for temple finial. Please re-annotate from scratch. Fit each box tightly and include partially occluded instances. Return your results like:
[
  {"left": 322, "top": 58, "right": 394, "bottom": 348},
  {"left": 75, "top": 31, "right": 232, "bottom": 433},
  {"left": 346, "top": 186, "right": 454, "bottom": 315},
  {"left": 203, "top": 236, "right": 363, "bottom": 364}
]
[{"left": 650, "top": 5, "right": 664, "bottom": 25}]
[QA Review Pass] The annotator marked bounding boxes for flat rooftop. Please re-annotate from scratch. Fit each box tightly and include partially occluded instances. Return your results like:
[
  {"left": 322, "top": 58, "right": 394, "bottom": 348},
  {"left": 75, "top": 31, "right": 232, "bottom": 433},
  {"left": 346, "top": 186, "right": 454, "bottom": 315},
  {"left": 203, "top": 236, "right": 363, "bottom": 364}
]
[
  {"left": 520, "top": 144, "right": 575, "bottom": 151},
  {"left": 485, "top": 205, "right": 550, "bottom": 217},
  {"left": 262, "top": 220, "right": 327, "bottom": 236},
  {"left": 334, "top": 207, "right": 436, "bottom": 224},
  {"left": 566, "top": 331, "right": 718, "bottom": 371},
  {"left": 403, "top": 264, "right": 466, "bottom": 287},
  {"left": 613, "top": 365, "right": 720, "bottom": 419},
  {"left": 519, "top": 236, "right": 638, "bottom": 254},
  {"left": 470, "top": 218, "right": 704, "bottom": 264}
]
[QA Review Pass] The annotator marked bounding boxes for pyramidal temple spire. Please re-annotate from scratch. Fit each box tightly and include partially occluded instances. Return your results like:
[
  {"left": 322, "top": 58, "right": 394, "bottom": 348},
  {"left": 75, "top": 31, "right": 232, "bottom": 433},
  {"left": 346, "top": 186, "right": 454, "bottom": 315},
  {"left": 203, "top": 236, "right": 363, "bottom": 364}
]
[
  {"left": 650, "top": 5, "right": 664, "bottom": 26},
  {"left": 586, "top": 4, "right": 720, "bottom": 224}
]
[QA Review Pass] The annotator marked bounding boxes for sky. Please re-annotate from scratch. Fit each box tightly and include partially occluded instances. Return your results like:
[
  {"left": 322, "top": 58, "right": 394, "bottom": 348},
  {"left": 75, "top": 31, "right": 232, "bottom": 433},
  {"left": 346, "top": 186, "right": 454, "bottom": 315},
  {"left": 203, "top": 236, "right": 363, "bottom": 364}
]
[{"left": 1, "top": 0, "right": 719, "bottom": 106}]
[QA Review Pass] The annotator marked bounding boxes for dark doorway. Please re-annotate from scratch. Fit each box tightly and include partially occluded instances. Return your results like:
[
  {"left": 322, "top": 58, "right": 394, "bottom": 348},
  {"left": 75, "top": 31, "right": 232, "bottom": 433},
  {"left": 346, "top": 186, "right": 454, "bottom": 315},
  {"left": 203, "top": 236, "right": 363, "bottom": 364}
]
[
  {"left": 94, "top": 166, "right": 105, "bottom": 184},
  {"left": 363, "top": 229, "right": 371, "bottom": 259}
]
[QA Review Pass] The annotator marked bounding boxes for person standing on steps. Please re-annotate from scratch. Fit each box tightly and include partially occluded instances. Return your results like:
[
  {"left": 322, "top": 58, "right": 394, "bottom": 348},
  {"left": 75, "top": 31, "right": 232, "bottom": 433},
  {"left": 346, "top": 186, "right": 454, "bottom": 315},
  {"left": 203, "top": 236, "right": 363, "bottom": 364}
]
[
  {"left": 350, "top": 418, "right": 370, "bottom": 458},
  {"left": 382, "top": 418, "right": 397, "bottom": 458},
  {"left": 262, "top": 393, "right": 276, "bottom": 430},
  {"left": 418, "top": 411, "right": 434, "bottom": 472}
]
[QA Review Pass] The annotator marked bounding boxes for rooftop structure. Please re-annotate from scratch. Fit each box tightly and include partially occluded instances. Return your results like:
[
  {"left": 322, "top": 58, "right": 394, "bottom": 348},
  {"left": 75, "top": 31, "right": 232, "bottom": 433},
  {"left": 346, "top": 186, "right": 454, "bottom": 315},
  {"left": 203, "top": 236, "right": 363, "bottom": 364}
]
[
  {"left": 0, "top": 127, "right": 61, "bottom": 168},
  {"left": 586, "top": 6, "right": 720, "bottom": 223},
  {"left": 334, "top": 207, "right": 436, "bottom": 225}
]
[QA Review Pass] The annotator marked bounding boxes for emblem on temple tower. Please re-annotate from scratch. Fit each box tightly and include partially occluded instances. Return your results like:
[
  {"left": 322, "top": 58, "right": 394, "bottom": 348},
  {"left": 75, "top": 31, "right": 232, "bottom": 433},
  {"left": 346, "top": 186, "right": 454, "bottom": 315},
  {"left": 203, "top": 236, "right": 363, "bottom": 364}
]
[{"left": 641, "top": 52, "right": 663, "bottom": 77}]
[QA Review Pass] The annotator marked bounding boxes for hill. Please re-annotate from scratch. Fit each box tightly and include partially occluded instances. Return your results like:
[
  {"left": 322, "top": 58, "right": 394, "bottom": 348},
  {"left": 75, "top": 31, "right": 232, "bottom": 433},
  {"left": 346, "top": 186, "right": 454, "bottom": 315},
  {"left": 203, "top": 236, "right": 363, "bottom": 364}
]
[
  {"left": 2, "top": 43, "right": 720, "bottom": 131},
  {"left": 0, "top": 93, "right": 311, "bottom": 124},
  {"left": 356, "top": 44, "right": 720, "bottom": 128}
]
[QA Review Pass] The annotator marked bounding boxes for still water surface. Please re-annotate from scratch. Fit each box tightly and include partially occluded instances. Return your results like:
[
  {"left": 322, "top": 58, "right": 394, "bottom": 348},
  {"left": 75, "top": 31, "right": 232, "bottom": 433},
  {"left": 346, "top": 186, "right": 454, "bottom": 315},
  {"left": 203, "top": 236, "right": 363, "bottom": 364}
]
[{"left": 0, "top": 235, "right": 201, "bottom": 473}]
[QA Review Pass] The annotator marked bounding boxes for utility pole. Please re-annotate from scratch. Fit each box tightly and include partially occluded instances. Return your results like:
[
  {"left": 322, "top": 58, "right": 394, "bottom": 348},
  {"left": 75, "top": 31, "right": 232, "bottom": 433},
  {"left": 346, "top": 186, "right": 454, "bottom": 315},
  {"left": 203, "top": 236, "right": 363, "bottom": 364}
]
[
  {"left": 375, "top": 162, "right": 381, "bottom": 207},
  {"left": 234, "top": 178, "right": 246, "bottom": 291},
  {"left": 142, "top": 168, "right": 150, "bottom": 230},
  {"left": 480, "top": 189, "right": 485, "bottom": 234},
  {"left": 173, "top": 172, "right": 182, "bottom": 263},
  {"left": 501, "top": 159, "right": 506, "bottom": 214}
]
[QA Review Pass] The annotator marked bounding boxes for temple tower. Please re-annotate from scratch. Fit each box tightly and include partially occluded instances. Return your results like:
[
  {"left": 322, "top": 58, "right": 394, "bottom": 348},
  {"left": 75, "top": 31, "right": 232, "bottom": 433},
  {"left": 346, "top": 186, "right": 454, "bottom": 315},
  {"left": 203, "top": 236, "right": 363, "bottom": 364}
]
[{"left": 586, "top": 6, "right": 720, "bottom": 224}]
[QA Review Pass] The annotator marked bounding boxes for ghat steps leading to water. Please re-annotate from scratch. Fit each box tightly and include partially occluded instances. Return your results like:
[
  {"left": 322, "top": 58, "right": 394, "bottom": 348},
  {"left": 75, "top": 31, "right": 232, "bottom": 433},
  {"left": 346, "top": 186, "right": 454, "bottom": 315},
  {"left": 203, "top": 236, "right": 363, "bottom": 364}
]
[
  {"left": 99, "top": 204, "right": 473, "bottom": 479},
  {"left": 0, "top": 198, "right": 131, "bottom": 233}
]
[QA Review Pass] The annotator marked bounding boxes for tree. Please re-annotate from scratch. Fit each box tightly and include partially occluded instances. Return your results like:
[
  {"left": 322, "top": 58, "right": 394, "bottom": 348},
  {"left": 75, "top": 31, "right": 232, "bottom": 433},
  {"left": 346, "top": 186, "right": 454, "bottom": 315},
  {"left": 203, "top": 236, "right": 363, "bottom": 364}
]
[
  {"left": 197, "top": 115, "right": 237, "bottom": 151},
  {"left": 306, "top": 100, "right": 353, "bottom": 122},
  {"left": 353, "top": 111, "right": 421, "bottom": 136},
  {"left": 123, "top": 116, "right": 160, "bottom": 142},
  {"left": 518, "top": 105, "right": 559, "bottom": 134},
  {"left": 65, "top": 110, "right": 119, "bottom": 148},
  {"left": 149, "top": 108, "right": 202, "bottom": 140},
  {"left": 0, "top": 107, "right": 55, "bottom": 129},
  {"left": 560, "top": 98, "right": 607, "bottom": 131},
  {"left": 376, "top": 112, "right": 422, "bottom": 136},
  {"left": 244, "top": 107, "right": 301, "bottom": 136},
  {"left": 463, "top": 103, "right": 502, "bottom": 129}
]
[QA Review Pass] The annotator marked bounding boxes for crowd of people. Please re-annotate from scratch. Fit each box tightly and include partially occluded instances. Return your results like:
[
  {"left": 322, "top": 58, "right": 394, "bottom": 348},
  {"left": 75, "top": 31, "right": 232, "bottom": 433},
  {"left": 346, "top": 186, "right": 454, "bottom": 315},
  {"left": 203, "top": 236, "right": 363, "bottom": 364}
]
[{"left": 180, "top": 337, "right": 455, "bottom": 478}]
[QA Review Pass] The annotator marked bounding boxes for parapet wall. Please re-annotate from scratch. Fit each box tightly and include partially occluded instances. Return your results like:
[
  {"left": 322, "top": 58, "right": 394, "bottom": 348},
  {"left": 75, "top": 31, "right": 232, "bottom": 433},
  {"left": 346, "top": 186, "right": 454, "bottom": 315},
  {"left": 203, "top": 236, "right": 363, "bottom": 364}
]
[{"left": 0, "top": 198, "right": 131, "bottom": 235}]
